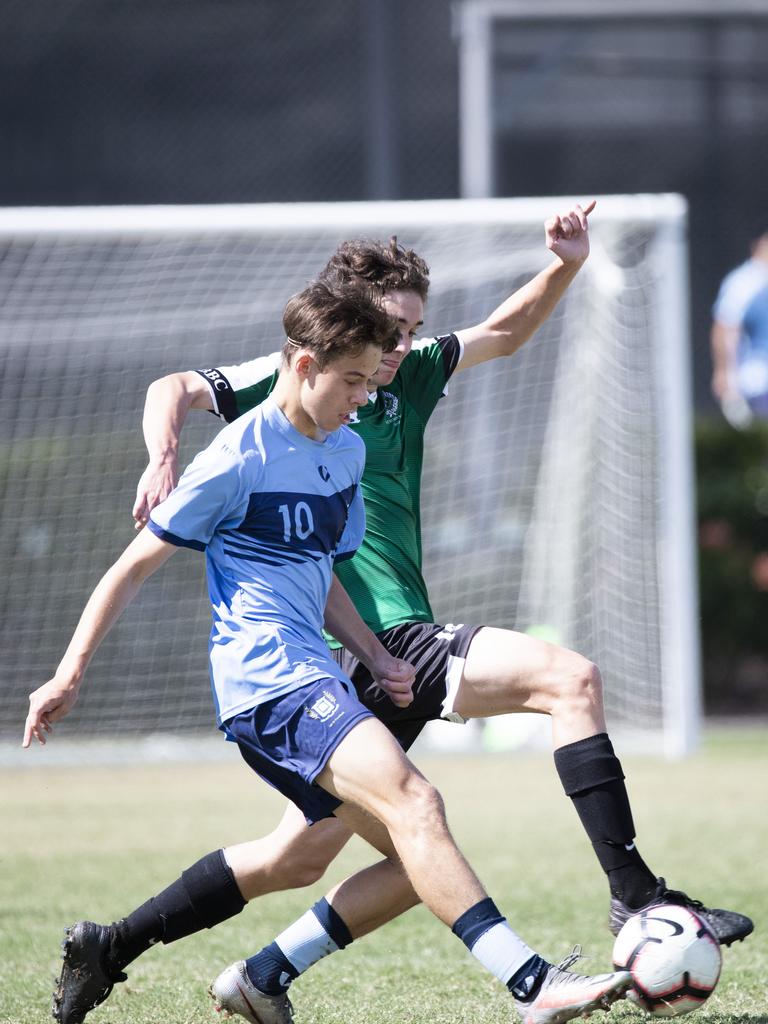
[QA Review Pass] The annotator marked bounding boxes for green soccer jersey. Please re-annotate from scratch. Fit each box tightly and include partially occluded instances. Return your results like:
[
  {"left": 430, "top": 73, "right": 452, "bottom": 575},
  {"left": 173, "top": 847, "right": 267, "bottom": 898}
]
[{"left": 197, "top": 336, "right": 462, "bottom": 641}]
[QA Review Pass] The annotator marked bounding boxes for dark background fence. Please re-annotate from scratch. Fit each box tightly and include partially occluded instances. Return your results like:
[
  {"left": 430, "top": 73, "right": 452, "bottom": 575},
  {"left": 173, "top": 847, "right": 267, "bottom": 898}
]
[{"left": 3, "top": 3, "right": 767, "bottom": 405}]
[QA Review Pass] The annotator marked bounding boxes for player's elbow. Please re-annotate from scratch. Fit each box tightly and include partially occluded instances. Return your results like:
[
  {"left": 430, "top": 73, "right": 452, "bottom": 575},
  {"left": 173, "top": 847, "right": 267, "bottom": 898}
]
[
  {"left": 145, "top": 373, "right": 177, "bottom": 401},
  {"left": 147, "top": 371, "right": 211, "bottom": 411},
  {"left": 486, "top": 325, "right": 530, "bottom": 359}
]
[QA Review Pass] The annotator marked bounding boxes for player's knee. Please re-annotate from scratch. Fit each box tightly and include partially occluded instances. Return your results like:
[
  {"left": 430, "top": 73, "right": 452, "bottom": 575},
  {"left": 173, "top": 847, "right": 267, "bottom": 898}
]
[
  {"left": 244, "top": 845, "right": 329, "bottom": 891},
  {"left": 279, "top": 848, "right": 332, "bottom": 888},
  {"left": 269, "top": 829, "right": 340, "bottom": 888},
  {"left": 236, "top": 833, "right": 337, "bottom": 892},
  {"left": 556, "top": 654, "right": 603, "bottom": 716},
  {"left": 396, "top": 775, "right": 447, "bottom": 835}
]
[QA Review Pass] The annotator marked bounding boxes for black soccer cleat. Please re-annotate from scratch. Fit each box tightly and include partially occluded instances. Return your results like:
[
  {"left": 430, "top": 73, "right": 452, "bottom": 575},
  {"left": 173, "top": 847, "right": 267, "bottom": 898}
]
[
  {"left": 52, "top": 921, "right": 127, "bottom": 1024},
  {"left": 609, "top": 878, "right": 754, "bottom": 947}
]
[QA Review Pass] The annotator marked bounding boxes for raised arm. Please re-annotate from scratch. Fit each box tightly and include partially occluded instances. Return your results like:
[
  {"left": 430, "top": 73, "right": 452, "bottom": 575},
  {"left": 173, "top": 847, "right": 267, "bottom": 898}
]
[
  {"left": 455, "top": 200, "right": 595, "bottom": 372},
  {"left": 23, "top": 530, "right": 177, "bottom": 748},
  {"left": 324, "top": 574, "right": 415, "bottom": 707},
  {"left": 711, "top": 318, "right": 741, "bottom": 404},
  {"left": 132, "top": 371, "right": 214, "bottom": 529}
]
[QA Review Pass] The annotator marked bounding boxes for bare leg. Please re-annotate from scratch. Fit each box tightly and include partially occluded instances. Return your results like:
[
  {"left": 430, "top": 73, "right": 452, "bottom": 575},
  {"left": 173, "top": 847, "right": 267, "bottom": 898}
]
[
  {"left": 317, "top": 717, "right": 486, "bottom": 925},
  {"left": 222, "top": 719, "right": 584, "bottom": 1014},
  {"left": 325, "top": 859, "right": 419, "bottom": 939},
  {"left": 226, "top": 799, "right": 420, "bottom": 937},
  {"left": 454, "top": 626, "right": 605, "bottom": 747},
  {"left": 227, "top": 630, "right": 604, "bottom": 935},
  {"left": 224, "top": 802, "right": 353, "bottom": 899},
  {"left": 454, "top": 627, "right": 659, "bottom": 909}
]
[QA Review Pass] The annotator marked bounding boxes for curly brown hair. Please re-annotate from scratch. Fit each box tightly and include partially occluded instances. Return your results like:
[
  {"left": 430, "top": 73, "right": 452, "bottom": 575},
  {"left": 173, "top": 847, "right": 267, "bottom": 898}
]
[
  {"left": 281, "top": 279, "right": 398, "bottom": 369},
  {"left": 319, "top": 237, "right": 430, "bottom": 301}
]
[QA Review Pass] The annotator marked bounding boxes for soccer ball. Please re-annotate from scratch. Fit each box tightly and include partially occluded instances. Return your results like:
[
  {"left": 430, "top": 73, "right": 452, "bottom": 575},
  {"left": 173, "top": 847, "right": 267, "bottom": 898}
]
[{"left": 612, "top": 904, "right": 722, "bottom": 1017}]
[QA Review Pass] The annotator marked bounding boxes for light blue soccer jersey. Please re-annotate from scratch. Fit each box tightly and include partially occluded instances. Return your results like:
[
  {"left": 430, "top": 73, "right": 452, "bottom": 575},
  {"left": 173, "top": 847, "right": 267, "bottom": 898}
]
[{"left": 148, "top": 396, "right": 365, "bottom": 728}]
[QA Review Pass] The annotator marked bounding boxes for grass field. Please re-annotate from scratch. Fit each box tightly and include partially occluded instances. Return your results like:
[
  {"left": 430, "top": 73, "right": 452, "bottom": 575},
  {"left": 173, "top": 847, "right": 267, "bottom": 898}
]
[{"left": 1, "top": 726, "right": 766, "bottom": 1024}]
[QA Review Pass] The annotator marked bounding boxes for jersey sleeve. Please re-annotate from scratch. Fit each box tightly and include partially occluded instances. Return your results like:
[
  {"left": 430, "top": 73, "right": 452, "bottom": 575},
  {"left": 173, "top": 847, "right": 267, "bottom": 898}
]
[
  {"left": 334, "top": 484, "right": 366, "bottom": 564},
  {"left": 148, "top": 442, "right": 252, "bottom": 550},
  {"left": 194, "top": 352, "right": 282, "bottom": 422},
  {"left": 333, "top": 436, "right": 366, "bottom": 563},
  {"left": 395, "top": 334, "right": 463, "bottom": 423},
  {"left": 712, "top": 271, "right": 745, "bottom": 327},
  {"left": 711, "top": 264, "right": 768, "bottom": 329}
]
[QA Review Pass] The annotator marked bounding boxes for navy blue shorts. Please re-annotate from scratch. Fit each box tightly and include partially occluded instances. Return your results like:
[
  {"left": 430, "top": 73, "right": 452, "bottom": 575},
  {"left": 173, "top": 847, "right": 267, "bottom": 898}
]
[
  {"left": 331, "top": 620, "right": 480, "bottom": 751},
  {"left": 226, "top": 676, "right": 374, "bottom": 825}
]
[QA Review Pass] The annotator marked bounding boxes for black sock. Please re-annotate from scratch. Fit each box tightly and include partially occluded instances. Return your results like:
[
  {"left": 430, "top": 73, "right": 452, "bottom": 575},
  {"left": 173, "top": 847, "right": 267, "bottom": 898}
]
[
  {"left": 111, "top": 850, "right": 246, "bottom": 968},
  {"left": 507, "top": 955, "right": 550, "bottom": 1001},
  {"left": 554, "top": 733, "right": 657, "bottom": 908}
]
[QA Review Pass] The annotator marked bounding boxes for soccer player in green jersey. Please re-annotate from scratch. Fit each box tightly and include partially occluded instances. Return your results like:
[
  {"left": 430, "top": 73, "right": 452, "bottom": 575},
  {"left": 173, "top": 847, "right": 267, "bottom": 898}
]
[{"left": 52, "top": 201, "right": 751, "bottom": 1024}]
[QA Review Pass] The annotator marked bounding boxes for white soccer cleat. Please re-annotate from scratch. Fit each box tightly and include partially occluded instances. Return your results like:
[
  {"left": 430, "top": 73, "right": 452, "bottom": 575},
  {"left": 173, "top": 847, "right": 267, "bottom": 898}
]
[
  {"left": 209, "top": 961, "right": 294, "bottom": 1024},
  {"left": 513, "top": 949, "right": 632, "bottom": 1024}
]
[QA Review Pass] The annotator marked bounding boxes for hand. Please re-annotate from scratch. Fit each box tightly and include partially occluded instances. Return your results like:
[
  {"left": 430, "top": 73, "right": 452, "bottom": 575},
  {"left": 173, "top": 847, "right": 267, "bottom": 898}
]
[
  {"left": 23, "top": 675, "right": 81, "bottom": 748},
  {"left": 369, "top": 655, "right": 416, "bottom": 709},
  {"left": 545, "top": 200, "right": 595, "bottom": 265},
  {"left": 132, "top": 456, "right": 179, "bottom": 530}
]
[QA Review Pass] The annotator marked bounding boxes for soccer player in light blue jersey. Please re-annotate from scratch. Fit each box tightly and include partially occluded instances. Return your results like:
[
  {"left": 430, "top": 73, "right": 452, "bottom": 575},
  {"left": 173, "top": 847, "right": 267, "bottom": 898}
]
[{"left": 24, "top": 278, "right": 632, "bottom": 1024}]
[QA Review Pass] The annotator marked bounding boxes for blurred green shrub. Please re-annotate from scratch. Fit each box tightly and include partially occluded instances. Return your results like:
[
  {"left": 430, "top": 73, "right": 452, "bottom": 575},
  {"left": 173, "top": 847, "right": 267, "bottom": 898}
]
[{"left": 695, "top": 417, "right": 768, "bottom": 712}]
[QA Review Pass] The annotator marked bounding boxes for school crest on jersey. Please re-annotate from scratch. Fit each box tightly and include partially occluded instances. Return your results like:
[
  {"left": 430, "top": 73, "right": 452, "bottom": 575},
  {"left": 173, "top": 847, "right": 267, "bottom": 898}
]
[{"left": 380, "top": 391, "right": 400, "bottom": 421}]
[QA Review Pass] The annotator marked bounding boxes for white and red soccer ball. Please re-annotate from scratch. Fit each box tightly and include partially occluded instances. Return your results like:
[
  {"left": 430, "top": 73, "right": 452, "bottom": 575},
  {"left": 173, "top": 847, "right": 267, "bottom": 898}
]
[{"left": 612, "top": 904, "right": 722, "bottom": 1017}]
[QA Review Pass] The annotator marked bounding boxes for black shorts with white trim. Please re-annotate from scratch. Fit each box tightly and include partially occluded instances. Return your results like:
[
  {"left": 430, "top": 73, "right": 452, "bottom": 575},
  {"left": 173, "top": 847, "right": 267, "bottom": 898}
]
[{"left": 331, "top": 620, "right": 480, "bottom": 751}]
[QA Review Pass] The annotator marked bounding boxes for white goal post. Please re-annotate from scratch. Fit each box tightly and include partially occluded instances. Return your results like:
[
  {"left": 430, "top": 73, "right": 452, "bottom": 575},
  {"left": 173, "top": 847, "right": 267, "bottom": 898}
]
[
  {"left": 456, "top": 0, "right": 768, "bottom": 200},
  {"left": 0, "top": 195, "right": 700, "bottom": 758}
]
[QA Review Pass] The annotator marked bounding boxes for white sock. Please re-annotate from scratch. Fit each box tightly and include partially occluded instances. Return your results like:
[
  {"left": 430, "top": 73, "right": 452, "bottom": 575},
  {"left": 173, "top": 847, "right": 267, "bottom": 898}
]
[
  {"left": 275, "top": 908, "right": 340, "bottom": 974},
  {"left": 469, "top": 922, "right": 537, "bottom": 985}
]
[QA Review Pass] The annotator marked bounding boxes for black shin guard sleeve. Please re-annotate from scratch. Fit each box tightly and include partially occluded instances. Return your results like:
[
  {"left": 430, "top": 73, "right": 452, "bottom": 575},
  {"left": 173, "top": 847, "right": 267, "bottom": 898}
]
[
  {"left": 554, "top": 732, "right": 625, "bottom": 794},
  {"left": 554, "top": 733, "right": 636, "bottom": 844},
  {"left": 161, "top": 850, "right": 246, "bottom": 943}
]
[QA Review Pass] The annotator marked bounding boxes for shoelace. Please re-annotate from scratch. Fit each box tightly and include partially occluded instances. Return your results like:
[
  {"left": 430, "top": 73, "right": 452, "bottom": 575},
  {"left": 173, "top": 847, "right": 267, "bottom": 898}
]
[
  {"left": 555, "top": 945, "right": 585, "bottom": 973},
  {"left": 659, "top": 881, "right": 706, "bottom": 913}
]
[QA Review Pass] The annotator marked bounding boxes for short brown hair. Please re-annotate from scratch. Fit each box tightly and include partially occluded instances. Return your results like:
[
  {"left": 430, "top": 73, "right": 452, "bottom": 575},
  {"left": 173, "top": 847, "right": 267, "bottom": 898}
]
[
  {"left": 319, "top": 237, "right": 430, "bottom": 301},
  {"left": 282, "top": 280, "right": 398, "bottom": 369}
]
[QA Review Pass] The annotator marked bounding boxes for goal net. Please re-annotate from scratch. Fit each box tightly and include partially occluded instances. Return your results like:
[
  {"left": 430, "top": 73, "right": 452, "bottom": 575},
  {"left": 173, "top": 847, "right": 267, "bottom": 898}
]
[{"left": 0, "top": 196, "right": 699, "bottom": 757}]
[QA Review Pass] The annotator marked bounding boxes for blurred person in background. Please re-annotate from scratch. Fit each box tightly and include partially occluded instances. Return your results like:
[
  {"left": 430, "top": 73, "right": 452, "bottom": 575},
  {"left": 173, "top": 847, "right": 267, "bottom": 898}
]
[{"left": 711, "top": 226, "right": 768, "bottom": 426}]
